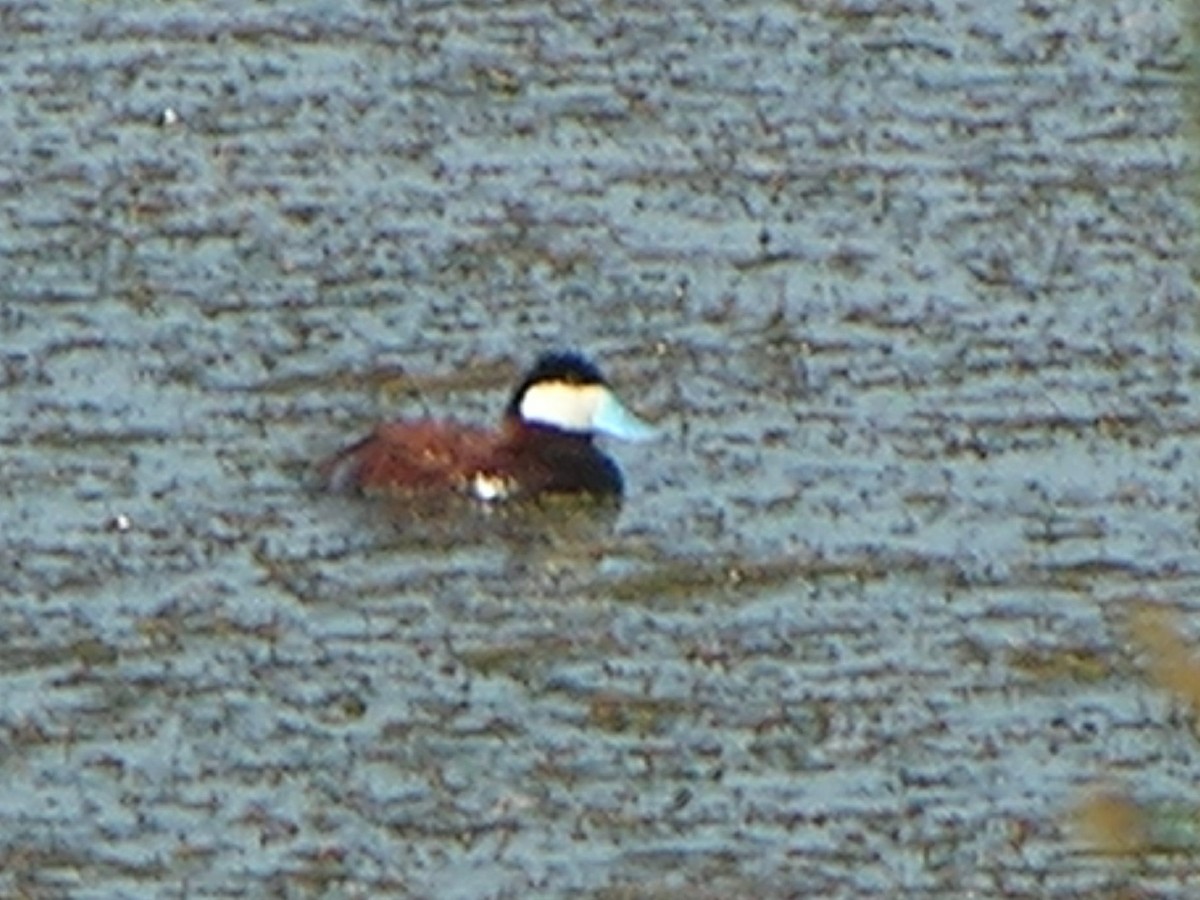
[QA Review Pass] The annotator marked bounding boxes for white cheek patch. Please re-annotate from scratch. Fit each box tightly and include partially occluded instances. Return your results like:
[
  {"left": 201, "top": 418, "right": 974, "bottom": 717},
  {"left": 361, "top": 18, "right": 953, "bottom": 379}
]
[{"left": 519, "top": 382, "right": 606, "bottom": 433}]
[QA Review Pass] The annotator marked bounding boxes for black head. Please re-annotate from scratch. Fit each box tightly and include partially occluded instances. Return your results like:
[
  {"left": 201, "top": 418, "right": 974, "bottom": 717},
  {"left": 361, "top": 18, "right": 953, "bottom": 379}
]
[{"left": 503, "top": 350, "right": 659, "bottom": 442}]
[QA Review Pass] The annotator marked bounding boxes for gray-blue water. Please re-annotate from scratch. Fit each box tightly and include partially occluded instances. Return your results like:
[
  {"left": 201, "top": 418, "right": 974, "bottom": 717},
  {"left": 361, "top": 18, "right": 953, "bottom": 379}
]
[{"left": 2, "top": 1, "right": 1197, "bottom": 896}]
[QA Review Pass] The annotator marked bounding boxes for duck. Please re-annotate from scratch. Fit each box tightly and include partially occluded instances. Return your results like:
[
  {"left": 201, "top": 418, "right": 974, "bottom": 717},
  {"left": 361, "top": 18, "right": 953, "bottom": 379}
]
[{"left": 320, "top": 351, "right": 658, "bottom": 501}]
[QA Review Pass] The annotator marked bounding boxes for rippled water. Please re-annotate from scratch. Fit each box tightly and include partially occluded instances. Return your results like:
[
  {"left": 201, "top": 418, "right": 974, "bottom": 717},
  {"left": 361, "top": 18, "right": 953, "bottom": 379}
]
[{"left": 2, "top": 1, "right": 1197, "bottom": 896}]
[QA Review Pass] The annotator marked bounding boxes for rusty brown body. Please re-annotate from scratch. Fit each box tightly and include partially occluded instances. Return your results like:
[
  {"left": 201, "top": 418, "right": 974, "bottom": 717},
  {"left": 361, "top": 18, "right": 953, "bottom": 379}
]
[
  {"left": 320, "top": 352, "right": 655, "bottom": 501},
  {"left": 320, "top": 415, "right": 624, "bottom": 499}
]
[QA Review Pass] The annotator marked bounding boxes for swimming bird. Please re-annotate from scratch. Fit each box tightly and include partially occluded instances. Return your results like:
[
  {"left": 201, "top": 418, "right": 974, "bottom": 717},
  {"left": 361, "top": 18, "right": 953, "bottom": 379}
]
[{"left": 321, "top": 351, "right": 658, "bottom": 501}]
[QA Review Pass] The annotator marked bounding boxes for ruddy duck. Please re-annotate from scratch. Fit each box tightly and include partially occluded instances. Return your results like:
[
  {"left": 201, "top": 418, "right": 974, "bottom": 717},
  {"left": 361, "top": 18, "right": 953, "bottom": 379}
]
[{"left": 321, "top": 351, "right": 658, "bottom": 501}]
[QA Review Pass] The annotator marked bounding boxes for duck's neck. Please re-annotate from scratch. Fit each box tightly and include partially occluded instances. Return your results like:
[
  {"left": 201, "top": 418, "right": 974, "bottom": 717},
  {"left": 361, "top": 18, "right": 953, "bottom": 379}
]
[{"left": 503, "top": 415, "right": 594, "bottom": 444}]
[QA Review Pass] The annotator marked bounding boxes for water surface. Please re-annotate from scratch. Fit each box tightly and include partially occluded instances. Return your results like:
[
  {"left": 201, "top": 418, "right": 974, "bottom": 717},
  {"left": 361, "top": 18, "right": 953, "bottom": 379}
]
[{"left": 1, "top": 1, "right": 1197, "bottom": 897}]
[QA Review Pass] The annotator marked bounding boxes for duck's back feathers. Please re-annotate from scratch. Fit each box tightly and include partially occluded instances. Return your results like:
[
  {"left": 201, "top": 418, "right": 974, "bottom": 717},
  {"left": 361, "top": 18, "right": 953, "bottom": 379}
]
[
  {"left": 320, "top": 420, "right": 495, "bottom": 494},
  {"left": 321, "top": 418, "right": 624, "bottom": 499}
]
